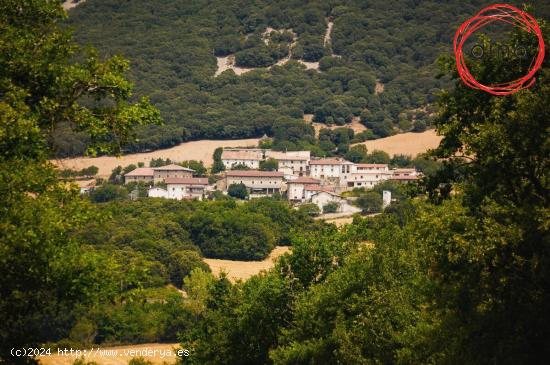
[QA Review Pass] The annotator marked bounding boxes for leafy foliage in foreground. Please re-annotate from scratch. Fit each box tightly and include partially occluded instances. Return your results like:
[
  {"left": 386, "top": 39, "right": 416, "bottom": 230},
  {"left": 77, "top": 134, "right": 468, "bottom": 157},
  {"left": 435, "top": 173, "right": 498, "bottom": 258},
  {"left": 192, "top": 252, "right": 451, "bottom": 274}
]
[{"left": 0, "top": 1, "right": 161, "bottom": 362}]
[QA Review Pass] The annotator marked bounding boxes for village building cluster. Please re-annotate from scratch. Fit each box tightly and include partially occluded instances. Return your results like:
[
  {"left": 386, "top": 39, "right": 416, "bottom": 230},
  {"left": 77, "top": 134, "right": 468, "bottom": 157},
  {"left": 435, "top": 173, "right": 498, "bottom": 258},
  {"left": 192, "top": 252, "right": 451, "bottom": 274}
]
[{"left": 121, "top": 149, "right": 420, "bottom": 212}]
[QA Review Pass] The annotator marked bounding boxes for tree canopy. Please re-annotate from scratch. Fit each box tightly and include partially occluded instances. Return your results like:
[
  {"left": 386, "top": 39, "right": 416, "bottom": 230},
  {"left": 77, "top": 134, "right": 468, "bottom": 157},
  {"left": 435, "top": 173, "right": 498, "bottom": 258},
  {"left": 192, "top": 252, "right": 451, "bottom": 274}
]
[{"left": 55, "top": 0, "right": 550, "bottom": 156}]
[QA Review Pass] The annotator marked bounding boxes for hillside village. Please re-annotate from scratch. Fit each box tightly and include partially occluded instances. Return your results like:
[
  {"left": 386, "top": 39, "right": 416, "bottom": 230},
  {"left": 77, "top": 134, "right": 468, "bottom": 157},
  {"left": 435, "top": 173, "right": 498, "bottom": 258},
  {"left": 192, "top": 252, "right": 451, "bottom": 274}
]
[{"left": 111, "top": 147, "right": 419, "bottom": 214}]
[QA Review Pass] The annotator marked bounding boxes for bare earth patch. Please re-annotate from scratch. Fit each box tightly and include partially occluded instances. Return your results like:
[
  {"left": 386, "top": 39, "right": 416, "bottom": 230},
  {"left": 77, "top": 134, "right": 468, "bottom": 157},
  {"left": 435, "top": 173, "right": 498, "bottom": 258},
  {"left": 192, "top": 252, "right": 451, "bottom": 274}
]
[
  {"left": 305, "top": 115, "right": 366, "bottom": 137},
  {"left": 353, "top": 129, "right": 442, "bottom": 157},
  {"left": 215, "top": 55, "right": 255, "bottom": 76},
  {"left": 62, "top": 0, "right": 85, "bottom": 10},
  {"left": 375, "top": 80, "right": 385, "bottom": 94},
  {"left": 204, "top": 246, "right": 290, "bottom": 283},
  {"left": 324, "top": 20, "right": 334, "bottom": 46},
  {"left": 322, "top": 216, "right": 355, "bottom": 227},
  {"left": 297, "top": 60, "right": 320, "bottom": 70},
  {"left": 38, "top": 343, "right": 180, "bottom": 365},
  {"left": 52, "top": 138, "right": 260, "bottom": 177}
]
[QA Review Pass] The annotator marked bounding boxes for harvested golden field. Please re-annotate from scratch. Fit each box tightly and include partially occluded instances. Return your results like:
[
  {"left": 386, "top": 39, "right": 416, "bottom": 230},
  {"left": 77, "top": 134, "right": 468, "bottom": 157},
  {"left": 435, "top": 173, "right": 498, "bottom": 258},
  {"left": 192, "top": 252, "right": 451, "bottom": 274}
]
[
  {"left": 38, "top": 343, "right": 181, "bottom": 365},
  {"left": 354, "top": 129, "right": 442, "bottom": 156},
  {"left": 204, "top": 246, "right": 290, "bottom": 282},
  {"left": 51, "top": 138, "right": 260, "bottom": 177},
  {"left": 323, "top": 216, "right": 355, "bottom": 227}
]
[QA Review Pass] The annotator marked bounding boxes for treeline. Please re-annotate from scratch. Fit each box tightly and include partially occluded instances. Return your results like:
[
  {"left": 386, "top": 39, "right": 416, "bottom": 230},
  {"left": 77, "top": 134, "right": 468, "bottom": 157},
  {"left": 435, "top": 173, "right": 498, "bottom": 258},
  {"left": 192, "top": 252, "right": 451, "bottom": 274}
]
[
  {"left": 55, "top": 0, "right": 549, "bottom": 156},
  {"left": 58, "top": 165, "right": 98, "bottom": 178}
]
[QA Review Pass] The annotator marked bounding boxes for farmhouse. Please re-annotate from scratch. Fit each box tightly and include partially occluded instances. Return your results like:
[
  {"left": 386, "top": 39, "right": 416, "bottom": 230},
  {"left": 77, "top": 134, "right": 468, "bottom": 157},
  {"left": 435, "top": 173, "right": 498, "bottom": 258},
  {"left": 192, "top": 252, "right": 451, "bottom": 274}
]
[
  {"left": 354, "top": 163, "right": 389, "bottom": 173},
  {"left": 148, "top": 177, "right": 208, "bottom": 200},
  {"left": 124, "top": 165, "right": 195, "bottom": 184},
  {"left": 309, "top": 158, "right": 353, "bottom": 179},
  {"left": 390, "top": 168, "right": 420, "bottom": 182},
  {"left": 287, "top": 177, "right": 321, "bottom": 202},
  {"left": 221, "top": 149, "right": 263, "bottom": 170},
  {"left": 165, "top": 177, "right": 209, "bottom": 200},
  {"left": 226, "top": 170, "right": 284, "bottom": 196},
  {"left": 344, "top": 163, "right": 392, "bottom": 188},
  {"left": 306, "top": 187, "right": 347, "bottom": 213},
  {"left": 152, "top": 164, "right": 194, "bottom": 183},
  {"left": 124, "top": 167, "right": 154, "bottom": 184},
  {"left": 265, "top": 150, "right": 310, "bottom": 176}
]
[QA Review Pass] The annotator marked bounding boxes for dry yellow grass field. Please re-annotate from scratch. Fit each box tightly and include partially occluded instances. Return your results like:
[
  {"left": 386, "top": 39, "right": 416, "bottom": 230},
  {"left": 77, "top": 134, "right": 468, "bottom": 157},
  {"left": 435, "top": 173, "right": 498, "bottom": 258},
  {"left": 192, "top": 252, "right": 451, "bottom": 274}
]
[
  {"left": 204, "top": 246, "right": 290, "bottom": 282},
  {"left": 38, "top": 343, "right": 181, "bottom": 365},
  {"left": 51, "top": 138, "right": 260, "bottom": 177},
  {"left": 354, "top": 129, "right": 442, "bottom": 156},
  {"left": 323, "top": 216, "right": 355, "bottom": 226}
]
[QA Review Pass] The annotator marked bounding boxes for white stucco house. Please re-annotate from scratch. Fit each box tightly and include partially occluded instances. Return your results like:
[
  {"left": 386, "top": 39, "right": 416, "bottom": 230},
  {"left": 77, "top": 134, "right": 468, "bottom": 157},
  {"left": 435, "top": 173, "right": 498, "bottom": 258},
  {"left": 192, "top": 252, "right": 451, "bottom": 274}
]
[
  {"left": 265, "top": 150, "right": 310, "bottom": 176},
  {"left": 124, "top": 164, "right": 194, "bottom": 184},
  {"left": 390, "top": 168, "right": 420, "bottom": 182},
  {"left": 343, "top": 163, "right": 392, "bottom": 189},
  {"left": 310, "top": 190, "right": 345, "bottom": 212},
  {"left": 221, "top": 149, "right": 264, "bottom": 170},
  {"left": 152, "top": 164, "right": 194, "bottom": 183},
  {"left": 148, "top": 186, "right": 169, "bottom": 198},
  {"left": 165, "top": 177, "right": 209, "bottom": 200},
  {"left": 309, "top": 158, "right": 353, "bottom": 180},
  {"left": 287, "top": 177, "right": 321, "bottom": 202},
  {"left": 225, "top": 170, "right": 284, "bottom": 196}
]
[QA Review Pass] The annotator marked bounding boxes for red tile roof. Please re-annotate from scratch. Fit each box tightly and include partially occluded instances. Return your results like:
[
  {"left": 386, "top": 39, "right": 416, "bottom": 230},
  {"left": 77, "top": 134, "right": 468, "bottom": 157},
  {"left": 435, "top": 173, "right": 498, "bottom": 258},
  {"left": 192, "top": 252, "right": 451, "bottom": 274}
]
[
  {"left": 124, "top": 167, "right": 154, "bottom": 177},
  {"left": 304, "top": 185, "right": 335, "bottom": 192},
  {"left": 392, "top": 168, "right": 417, "bottom": 173},
  {"left": 226, "top": 170, "right": 284, "bottom": 178},
  {"left": 221, "top": 150, "right": 263, "bottom": 160},
  {"left": 288, "top": 177, "right": 321, "bottom": 184},
  {"left": 309, "top": 158, "right": 345, "bottom": 165},
  {"left": 265, "top": 151, "right": 310, "bottom": 161},
  {"left": 390, "top": 175, "right": 419, "bottom": 181},
  {"left": 165, "top": 177, "right": 209, "bottom": 185},
  {"left": 356, "top": 164, "right": 388, "bottom": 168},
  {"left": 153, "top": 164, "right": 195, "bottom": 172}
]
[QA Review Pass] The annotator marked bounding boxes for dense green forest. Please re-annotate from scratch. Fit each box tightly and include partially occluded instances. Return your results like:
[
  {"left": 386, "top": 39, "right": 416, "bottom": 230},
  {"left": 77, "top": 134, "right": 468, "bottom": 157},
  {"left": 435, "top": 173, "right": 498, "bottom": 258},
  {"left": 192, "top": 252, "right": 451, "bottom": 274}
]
[
  {"left": 38, "top": 197, "right": 321, "bottom": 349},
  {"left": 2, "top": 1, "right": 549, "bottom": 364},
  {"left": 55, "top": 0, "right": 550, "bottom": 156}
]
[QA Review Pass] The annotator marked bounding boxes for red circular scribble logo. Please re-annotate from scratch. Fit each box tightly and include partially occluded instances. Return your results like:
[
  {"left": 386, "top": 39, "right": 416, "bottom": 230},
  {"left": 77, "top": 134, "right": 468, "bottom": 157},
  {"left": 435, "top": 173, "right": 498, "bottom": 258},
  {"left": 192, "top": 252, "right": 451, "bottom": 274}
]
[{"left": 453, "top": 3, "right": 545, "bottom": 95}]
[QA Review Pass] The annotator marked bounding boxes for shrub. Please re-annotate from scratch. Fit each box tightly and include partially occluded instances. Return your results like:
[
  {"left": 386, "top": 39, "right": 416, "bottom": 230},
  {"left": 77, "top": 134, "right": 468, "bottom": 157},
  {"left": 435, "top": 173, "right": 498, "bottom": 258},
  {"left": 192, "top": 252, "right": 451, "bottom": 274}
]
[
  {"left": 227, "top": 183, "right": 248, "bottom": 200},
  {"left": 323, "top": 202, "right": 339, "bottom": 213},
  {"left": 298, "top": 203, "right": 321, "bottom": 217},
  {"left": 356, "top": 191, "right": 383, "bottom": 213},
  {"left": 259, "top": 158, "right": 279, "bottom": 171},
  {"left": 128, "top": 357, "right": 153, "bottom": 365}
]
